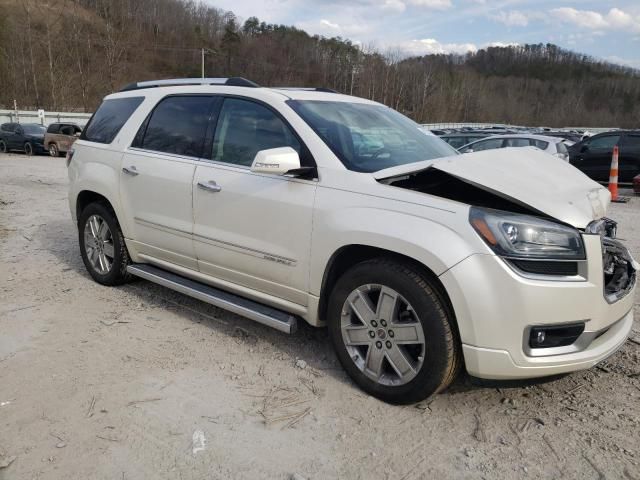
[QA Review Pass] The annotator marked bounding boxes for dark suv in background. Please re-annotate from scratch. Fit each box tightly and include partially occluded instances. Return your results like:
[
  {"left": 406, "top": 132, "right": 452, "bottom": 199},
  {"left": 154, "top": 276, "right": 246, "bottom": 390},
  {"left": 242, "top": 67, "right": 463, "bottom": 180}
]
[
  {"left": 569, "top": 130, "right": 640, "bottom": 184},
  {"left": 0, "top": 122, "right": 47, "bottom": 155}
]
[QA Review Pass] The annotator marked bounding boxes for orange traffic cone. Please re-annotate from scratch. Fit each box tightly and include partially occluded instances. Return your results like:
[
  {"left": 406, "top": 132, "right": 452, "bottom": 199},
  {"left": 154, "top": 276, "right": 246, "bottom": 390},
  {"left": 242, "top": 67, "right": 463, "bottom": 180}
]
[{"left": 609, "top": 146, "right": 628, "bottom": 203}]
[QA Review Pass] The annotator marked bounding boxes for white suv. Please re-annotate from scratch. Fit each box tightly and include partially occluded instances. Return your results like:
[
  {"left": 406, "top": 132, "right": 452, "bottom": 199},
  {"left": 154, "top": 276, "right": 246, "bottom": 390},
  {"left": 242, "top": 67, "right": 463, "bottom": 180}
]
[{"left": 68, "top": 78, "right": 637, "bottom": 404}]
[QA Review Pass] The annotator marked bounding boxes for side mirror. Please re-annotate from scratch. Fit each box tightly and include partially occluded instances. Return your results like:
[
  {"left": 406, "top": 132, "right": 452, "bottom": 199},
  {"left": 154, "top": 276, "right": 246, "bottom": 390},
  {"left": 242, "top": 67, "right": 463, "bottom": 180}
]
[
  {"left": 250, "top": 147, "right": 301, "bottom": 175},
  {"left": 75, "top": 132, "right": 82, "bottom": 137},
  {"left": 580, "top": 145, "right": 589, "bottom": 153},
  {"left": 462, "top": 148, "right": 473, "bottom": 153}
]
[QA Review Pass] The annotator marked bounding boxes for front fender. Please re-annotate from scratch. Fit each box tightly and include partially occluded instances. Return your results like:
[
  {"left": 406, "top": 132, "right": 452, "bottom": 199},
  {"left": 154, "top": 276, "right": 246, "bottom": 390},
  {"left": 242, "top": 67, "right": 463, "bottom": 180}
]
[{"left": 310, "top": 187, "right": 483, "bottom": 295}]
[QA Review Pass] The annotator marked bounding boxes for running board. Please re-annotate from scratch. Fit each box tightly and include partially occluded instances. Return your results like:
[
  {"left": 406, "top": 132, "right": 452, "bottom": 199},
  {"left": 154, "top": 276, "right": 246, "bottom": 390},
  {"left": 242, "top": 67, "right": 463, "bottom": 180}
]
[{"left": 126, "top": 264, "right": 297, "bottom": 334}]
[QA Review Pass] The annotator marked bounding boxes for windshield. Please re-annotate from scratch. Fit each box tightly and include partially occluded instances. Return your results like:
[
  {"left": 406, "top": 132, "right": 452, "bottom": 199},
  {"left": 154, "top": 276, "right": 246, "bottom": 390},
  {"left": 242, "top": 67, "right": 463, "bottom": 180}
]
[
  {"left": 22, "top": 124, "right": 46, "bottom": 135},
  {"left": 288, "top": 100, "right": 458, "bottom": 172}
]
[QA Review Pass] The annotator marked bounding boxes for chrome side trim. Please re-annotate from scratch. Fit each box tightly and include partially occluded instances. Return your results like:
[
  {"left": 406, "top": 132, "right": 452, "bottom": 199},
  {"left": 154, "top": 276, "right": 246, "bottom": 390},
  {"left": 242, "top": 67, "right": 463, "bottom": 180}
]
[
  {"left": 127, "top": 264, "right": 297, "bottom": 334},
  {"left": 133, "top": 217, "right": 297, "bottom": 266},
  {"left": 134, "top": 217, "right": 192, "bottom": 239},
  {"left": 192, "top": 233, "right": 297, "bottom": 267}
]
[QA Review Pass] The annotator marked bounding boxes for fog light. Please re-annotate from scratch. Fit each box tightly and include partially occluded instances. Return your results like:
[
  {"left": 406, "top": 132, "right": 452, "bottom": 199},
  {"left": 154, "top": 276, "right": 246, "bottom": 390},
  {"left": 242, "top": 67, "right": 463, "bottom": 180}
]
[{"left": 529, "top": 323, "right": 585, "bottom": 348}]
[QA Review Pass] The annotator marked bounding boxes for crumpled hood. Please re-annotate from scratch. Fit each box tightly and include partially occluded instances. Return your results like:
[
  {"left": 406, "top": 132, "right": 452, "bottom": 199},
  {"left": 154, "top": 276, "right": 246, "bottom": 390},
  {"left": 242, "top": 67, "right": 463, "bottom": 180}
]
[{"left": 374, "top": 147, "right": 610, "bottom": 229}]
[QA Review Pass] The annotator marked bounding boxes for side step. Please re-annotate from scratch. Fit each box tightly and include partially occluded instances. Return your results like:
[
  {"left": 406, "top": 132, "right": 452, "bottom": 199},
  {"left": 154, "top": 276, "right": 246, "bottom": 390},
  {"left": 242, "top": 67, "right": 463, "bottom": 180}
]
[{"left": 126, "top": 264, "right": 297, "bottom": 334}]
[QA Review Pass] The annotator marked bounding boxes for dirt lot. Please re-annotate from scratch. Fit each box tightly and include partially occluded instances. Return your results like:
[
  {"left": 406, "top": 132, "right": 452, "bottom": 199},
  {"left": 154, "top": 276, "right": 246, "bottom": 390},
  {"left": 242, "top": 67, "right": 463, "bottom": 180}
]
[{"left": 1, "top": 153, "right": 639, "bottom": 480}]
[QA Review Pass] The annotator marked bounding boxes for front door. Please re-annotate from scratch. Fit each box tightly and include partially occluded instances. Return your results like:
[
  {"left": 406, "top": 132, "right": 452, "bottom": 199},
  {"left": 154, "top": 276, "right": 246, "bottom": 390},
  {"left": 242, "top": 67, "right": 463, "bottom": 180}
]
[
  {"left": 119, "top": 95, "right": 216, "bottom": 270},
  {"left": 193, "top": 97, "right": 317, "bottom": 306}
]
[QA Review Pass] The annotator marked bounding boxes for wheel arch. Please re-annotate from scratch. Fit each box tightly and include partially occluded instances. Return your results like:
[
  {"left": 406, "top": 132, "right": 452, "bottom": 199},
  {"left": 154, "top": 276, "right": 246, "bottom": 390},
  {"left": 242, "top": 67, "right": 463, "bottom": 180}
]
[
  {"left": 317, "top": 244, "right": 458, "bottom": 332},
  {"left": 76, "top": 190, "right": 116, "bottom": 226}
]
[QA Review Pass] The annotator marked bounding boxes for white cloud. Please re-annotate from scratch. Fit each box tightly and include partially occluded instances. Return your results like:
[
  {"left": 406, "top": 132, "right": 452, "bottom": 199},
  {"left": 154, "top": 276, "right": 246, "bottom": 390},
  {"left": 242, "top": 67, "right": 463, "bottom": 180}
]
[
  {"left": 490, "top": 10, "right": 529, "bottom": 27},
  {"left": 319, "top": 19, "right": 340, "bottom": 30},
  {"left": 407, "top": 0, "right": 452, "bottom": 10},
  {"left": 382, "top": 0, "right": 406, "bottom": 13},
  {"left": 296, "top": 18, "right": 372, "bottom": 37},
  {"left": 606, "top": 56, "right": 640, "bottom": 69},
  {"left": 551, "top": 7, "right": 640, "bottom": 34},
  {"left": 398, "top": 38, "right": 478, "bottom": 55}
]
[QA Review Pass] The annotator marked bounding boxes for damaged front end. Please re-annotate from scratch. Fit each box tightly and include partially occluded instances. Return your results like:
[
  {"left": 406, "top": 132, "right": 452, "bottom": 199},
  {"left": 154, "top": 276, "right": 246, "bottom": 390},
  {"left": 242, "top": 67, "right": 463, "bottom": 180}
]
[{"left": 586, "top": 218, "right": 637, "bottom": 303}]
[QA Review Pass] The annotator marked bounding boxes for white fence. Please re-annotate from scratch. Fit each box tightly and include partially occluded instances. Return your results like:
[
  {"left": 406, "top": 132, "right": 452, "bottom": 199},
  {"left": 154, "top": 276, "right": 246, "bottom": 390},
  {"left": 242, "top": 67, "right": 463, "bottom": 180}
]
[{"left": 0, "top": 109, "right": 92, "bottom": 127}]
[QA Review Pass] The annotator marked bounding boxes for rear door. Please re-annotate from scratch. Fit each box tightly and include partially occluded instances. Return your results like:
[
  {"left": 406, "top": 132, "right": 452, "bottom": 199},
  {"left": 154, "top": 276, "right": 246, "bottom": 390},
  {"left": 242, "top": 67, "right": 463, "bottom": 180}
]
[
  {"left": 572, "top": 134, "right": 620, "bottom": 182},
  {"left": 120, "top": 95, "right": 216, "bottom": 270},
  {"left": 192, "top": 96, "right": 317, "bottom": 306},
  {"left": 619, "top": 133, "right": 640, "bottom": 183}
]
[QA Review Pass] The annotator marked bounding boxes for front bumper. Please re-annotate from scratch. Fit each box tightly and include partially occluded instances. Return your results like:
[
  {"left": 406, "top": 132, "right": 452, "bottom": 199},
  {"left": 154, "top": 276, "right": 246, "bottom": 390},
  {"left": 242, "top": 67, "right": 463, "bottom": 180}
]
[{"left": 440, "top": 234, "right": 636, "bottom": 380}]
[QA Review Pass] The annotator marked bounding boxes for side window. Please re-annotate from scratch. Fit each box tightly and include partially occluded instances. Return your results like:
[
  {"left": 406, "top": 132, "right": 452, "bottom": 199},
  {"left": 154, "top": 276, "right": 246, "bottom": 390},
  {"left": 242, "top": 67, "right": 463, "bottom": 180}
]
[
  {"left": 212, "top": 98, "right": 301, "bottom": 167},
  {"left": 82, "top": 96, "right": 144, "bottom": 144},
  {"left": 60, "top": 125, "right": 74, "bottom": 136},
  {"left": 589, "top": 135, "right": 620, "bottom": 150},
  {"left": 504, "top": 138, "right": 530, "bottom": 147},
  {"left": 470, "top": 138, "right": 503, "bottom": 152},
  {"left": 47, "top": 124, "right": 59, "bottom": 134},
  {"left": 531, "top": 140, "right": 549, "bottom": 150},
  {"left": 137, "top": 96, "right": 213, "bottom": 157},
  {"left": 622, "top": 134, "right": 640, "bottom": 148}
]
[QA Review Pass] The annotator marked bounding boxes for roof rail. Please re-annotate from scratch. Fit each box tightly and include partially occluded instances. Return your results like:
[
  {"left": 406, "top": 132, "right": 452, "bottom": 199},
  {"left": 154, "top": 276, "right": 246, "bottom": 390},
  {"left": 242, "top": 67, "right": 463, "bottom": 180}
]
[
  {"left": 119, "top": 77, "right": 259, "bottom": 92},
  {"left": 273, "top": 87, "right": 338, "bottom": 93}
]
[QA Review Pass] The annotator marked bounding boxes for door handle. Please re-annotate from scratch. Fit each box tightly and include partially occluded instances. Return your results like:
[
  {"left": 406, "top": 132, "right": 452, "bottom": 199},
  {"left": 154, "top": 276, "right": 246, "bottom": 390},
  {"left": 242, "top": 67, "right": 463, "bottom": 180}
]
[
  {"left": 122, "top": 165, "right": 139, "bottom": 176},
  {"left": 198, "top": 180, "right": 222, "bottom": 192}
]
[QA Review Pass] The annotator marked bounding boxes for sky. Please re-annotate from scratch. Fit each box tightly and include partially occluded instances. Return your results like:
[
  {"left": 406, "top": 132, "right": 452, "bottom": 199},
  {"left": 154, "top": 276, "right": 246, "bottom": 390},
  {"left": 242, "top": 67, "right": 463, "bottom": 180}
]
[{"left": 206, "top": 0, "right": 640, "bottom": 69}]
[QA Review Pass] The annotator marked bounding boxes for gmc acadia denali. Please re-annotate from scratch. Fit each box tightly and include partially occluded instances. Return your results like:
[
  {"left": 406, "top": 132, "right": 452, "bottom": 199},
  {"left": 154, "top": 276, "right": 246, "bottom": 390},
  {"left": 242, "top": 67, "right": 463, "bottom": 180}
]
[{"left": 67, "top": 77, "right": 637, "bottom": 404}]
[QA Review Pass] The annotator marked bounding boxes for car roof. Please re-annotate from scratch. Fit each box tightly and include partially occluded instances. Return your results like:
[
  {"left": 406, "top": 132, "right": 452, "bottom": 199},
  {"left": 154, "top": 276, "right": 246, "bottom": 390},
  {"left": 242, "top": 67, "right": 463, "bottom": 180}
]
[
  {"left": 482, "top": 134, "right": 561, "bottom": 143},
  {"left": 106, "top": 84, "right": 380, "bottom": 106}
]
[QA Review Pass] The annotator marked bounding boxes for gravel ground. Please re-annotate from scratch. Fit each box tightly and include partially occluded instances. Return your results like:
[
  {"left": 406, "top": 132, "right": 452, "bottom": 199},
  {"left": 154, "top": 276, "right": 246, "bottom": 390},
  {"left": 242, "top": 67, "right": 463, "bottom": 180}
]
[{"left": 1, "top": 153, "right": 639, "bottom": 480}]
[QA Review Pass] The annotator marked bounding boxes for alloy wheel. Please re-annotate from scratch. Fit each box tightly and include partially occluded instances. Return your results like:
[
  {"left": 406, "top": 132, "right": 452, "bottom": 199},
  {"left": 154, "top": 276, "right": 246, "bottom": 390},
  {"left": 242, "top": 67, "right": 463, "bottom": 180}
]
[
  {"left": 83, "top": 214, "right": 115, "bottom": 275},
  {"left": 340, "top": 284, "right": 426, "bottom": 386}
]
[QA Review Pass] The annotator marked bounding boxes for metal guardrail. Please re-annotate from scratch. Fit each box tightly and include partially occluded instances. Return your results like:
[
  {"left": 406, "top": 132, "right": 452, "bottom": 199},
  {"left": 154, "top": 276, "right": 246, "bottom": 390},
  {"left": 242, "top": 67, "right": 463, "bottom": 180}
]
[{"left": 0, "top": 110, "right": 92, "bottom": 127}]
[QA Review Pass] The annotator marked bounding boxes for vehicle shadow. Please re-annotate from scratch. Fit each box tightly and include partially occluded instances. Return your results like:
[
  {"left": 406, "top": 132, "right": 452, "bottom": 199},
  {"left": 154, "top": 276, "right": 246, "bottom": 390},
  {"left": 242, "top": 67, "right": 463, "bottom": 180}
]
[
  {"left": 41, "top": 218, "right": 351, "bottom": 386},
  {"left": 41, "top": 218, "right": 570, "bottom": 400}
]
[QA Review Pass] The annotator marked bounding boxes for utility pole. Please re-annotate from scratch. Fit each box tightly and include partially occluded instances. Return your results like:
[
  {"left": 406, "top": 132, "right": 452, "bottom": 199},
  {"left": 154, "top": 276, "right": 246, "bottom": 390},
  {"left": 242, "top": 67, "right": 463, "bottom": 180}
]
[{"left": 201, "top": 48, "right": 205, "bottom": 78}]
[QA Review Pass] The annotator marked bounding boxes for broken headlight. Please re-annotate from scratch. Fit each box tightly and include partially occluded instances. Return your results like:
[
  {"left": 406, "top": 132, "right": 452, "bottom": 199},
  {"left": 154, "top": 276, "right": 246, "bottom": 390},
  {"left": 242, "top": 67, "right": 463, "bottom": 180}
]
[{"left": 469, "top": 207, "right": 585, "bottom": 260}]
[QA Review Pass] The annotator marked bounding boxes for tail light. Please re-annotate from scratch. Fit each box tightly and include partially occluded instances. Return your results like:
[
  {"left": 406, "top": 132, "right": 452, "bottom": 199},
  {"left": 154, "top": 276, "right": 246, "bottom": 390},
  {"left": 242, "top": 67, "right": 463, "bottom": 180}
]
[{"left": 66, "top": 148, "right": 75, "bottom": 167}]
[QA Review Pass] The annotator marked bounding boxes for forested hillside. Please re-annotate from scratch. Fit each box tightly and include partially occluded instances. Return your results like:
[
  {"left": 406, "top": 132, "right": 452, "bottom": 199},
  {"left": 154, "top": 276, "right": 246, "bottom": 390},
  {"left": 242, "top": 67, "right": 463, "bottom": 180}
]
[{"left": 1, "top": 0, "right": 639, "bottom": 127}]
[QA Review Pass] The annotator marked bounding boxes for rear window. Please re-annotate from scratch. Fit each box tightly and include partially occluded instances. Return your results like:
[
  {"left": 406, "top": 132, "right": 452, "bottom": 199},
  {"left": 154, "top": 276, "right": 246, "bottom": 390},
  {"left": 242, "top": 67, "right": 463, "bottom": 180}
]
[{"left": 82, "top": 97, "right": 144, "bottom": 144}]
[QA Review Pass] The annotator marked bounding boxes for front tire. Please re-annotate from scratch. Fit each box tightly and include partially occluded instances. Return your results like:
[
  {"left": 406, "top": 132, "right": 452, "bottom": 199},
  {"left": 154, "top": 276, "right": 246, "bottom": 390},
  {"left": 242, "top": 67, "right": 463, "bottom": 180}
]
[
  {"left": 0, "top": 140, "right": 7, "bottom": 153},
  {"left": 48, "top": 143, "right": 59, "bottom": 157},
  {"left": 79, "top": 202, "right": 132, "bottom": 286},
  {"left": 327, "top": 258, "right": 461, "bottom": 404},
  {"left": 24, "top": 142, "right": 33, "bottom": 156}
]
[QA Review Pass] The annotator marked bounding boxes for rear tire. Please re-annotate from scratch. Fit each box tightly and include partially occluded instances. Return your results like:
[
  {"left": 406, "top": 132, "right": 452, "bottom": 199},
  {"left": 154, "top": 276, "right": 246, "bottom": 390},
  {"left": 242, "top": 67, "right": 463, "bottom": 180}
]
[
  {"left": 48, "top": 143, "right": 59, "bottom": 157},
  {"left": 327, "top": 258, "right": 461, "bottom": 404},
  {"left": 24, "top": 142, "right": 33, "bottom": 156},
  {"left": 0, "top": 140, "right": 7, "bottom": 153},
  {"left": 79, "top": 202, "right": 132, "bottom": 286}
]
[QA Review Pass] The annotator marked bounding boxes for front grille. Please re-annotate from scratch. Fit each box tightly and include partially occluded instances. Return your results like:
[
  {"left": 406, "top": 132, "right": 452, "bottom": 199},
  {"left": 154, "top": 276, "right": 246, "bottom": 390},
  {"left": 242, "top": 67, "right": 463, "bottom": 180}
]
[
  {"left": 602, "top": 238, "right": 636, "bottom": 303},
  {"left": 510, "top": 260, "right": 579, "bottom": 276}
]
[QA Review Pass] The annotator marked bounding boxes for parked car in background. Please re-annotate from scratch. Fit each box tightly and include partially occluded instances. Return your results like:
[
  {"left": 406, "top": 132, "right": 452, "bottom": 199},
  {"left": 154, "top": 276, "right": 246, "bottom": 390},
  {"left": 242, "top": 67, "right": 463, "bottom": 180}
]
[
  {"left": 440, "top": 133, "right": 491, "bottom": 149},
  {"left": 459, "top": 134, "right": 570, "bottom": 160},
  {"left": 45, "top": 123, "right": 83, "bottom": 157},
  {"left": 0, "top": 123, "right": 46, "bottom": 155},
  {"left": 568, "top": 130, "right": 640, "bottom": 184}
]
